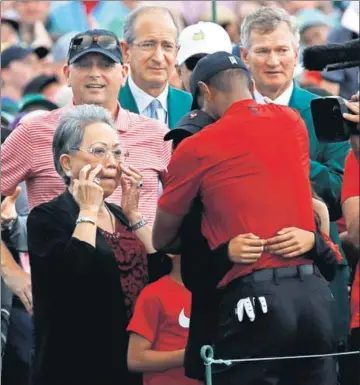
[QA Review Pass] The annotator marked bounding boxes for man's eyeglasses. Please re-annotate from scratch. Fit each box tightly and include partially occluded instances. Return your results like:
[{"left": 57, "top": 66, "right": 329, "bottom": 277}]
[
  {"left": 70, "top": 34, "right": 120, "bottom": 53},
  {"left": 131, "top": 40, "right": 179, "bottom": 53},
  {"left": 72, "top": 146, "right": 129, "bottom": 162},
  {"left": 184, "top": 54, "right": 207, "bottom": 71}
]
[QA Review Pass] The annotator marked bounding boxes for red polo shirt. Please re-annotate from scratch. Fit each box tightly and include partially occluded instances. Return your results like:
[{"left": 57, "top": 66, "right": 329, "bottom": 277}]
[
  {"left": 341, "top": 151, "right": 359, "bottom": 330},
  {"left": 159, "top": 100, "right": 315, "bottom": 286}
]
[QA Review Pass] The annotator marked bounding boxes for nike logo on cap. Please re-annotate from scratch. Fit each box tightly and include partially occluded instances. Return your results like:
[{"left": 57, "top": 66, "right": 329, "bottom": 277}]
[{"left": 178, "top": 308, "right": 190, "bottom": 328}]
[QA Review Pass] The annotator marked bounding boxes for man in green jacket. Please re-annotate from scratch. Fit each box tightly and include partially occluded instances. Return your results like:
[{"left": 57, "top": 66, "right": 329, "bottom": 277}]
[
  {"left": 119, "top": 5, "right": 192, "bottom": 129},
  {"left": 241, "top": 6, "right": 351, "bottom": 346}
]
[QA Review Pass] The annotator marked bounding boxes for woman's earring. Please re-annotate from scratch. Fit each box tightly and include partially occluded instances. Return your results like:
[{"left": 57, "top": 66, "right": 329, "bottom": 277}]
[{"left": 65, "top": 171, "right": 72, "bottom": 177}]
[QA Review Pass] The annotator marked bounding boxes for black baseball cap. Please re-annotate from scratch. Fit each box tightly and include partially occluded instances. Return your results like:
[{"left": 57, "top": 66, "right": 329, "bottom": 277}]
[
  {"left": 23, "top": 75, "right": 59, "bottom": 96},
  {"left": 164, "top": 110, "right": 215, "bottom": 147},
  {"left": 68, "top": 29, "right": 123, "bottom": 65},
  {"left": 1, "top": 17, "right": 20, "bottom": 32},
  {"left": 2, "top": 45, "right": 34, "bottom": 68},
  {"left": 190, "top": 51, "right": 250, "bottom": 109},
  {"left": 2, "top": 45, "right": 49, "bottom": 69}
]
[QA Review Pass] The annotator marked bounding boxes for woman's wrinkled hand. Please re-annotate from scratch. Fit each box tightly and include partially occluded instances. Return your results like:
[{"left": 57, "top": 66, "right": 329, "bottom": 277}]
[
  {"left": 72, "top": 164, "right": 104, "bottom": 213},
  {"left": 120, "top": 165, "right": 143, "bottom": 223},
  {"left": 265, "top": 227, "right": 315, "bottom": 258}
]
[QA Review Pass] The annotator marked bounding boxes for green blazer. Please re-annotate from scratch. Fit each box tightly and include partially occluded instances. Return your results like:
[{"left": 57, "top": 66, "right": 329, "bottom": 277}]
[
  {"left": 289, "top": 83, "right": 350, "bottom": 246},
  {"left": 290, "top": 83, "right": 350, "bottom": 343},
  {"left": 118, "top": 80, "right": 192, "bottom": 129}
]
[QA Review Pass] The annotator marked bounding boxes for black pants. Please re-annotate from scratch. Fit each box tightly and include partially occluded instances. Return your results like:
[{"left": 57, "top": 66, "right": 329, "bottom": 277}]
[
  {"left": 340, "top": 327, "right": 360, "bottom": 385},
  {"left": 212, "top": 267, "right": 337, "bottom": 385},
  {"left": 2, "top": 305, "right": 33, "bottom": 385}
]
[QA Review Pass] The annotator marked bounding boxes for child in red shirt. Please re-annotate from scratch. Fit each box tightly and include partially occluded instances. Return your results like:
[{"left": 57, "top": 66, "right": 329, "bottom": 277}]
[{"left": 127, "top": 255, "right": 203, "bottom": 385}]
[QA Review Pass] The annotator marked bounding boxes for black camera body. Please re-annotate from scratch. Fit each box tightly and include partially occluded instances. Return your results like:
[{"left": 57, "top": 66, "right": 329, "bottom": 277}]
[{"left": 311, "top": 97, "right": 359, "bottom": 142}]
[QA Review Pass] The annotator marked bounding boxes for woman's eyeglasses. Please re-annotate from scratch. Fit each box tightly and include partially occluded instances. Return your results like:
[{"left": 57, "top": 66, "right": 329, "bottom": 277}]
[{"left": 71, "top": 146, "right": 129, "bottom": 162}]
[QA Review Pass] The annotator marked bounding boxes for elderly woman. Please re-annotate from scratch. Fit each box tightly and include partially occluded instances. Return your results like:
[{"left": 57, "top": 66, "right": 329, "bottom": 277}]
[{"left": 27, "top": 105, "right": 170, "bottom": 385}]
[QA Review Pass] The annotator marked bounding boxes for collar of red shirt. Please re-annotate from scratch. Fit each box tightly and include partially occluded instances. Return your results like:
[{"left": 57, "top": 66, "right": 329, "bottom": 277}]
[{"left": 224, "top": 99, "right": 258, "bottom": 116}]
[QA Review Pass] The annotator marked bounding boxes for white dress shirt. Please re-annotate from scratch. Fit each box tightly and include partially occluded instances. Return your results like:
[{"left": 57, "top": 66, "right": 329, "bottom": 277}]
[
  {"left": 128, "top": 75, "right": 169, "bottom": 125},
  {"left": 254, "top": 82, "right": 294, "bottom": 106}
]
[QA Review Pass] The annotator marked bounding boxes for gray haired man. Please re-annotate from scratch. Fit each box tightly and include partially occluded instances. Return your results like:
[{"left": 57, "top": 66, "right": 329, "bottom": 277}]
[
  {"left": 240, "top": 6, "right": 351, "bottom": 354},
  {"left": 119, "top": 6, "right": 192, "bottom": 128}
]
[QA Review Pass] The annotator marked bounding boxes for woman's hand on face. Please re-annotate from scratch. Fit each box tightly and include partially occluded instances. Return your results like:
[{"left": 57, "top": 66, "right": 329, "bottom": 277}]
[
  {"left": 265, "top": 227, "right": 315, "bottom": 258},
  {"left": 120, "top": 165, "right": 143, "bottom": 223},
  {"left": 72, "top": 164, "right": 104, "bottom": 214}
]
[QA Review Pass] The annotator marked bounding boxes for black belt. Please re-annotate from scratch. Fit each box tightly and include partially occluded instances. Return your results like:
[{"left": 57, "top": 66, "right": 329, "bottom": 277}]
[{"left": 236, "top": 264, "right": 317, "bottom": 285}]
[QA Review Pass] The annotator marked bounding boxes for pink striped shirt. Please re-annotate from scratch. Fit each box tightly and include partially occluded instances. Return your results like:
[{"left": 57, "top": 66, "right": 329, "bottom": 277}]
[{"left": 1, "top": 105, "right": 172, "bottom": 226}]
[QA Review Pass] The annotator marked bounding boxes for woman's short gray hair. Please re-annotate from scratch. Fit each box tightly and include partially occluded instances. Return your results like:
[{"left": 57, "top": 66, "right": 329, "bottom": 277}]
[
  {"left": 240, "top": 6, "right": 300, "bottom": 50},
  {"left": 53, "top": 104, "right": 115, "bottom": 186},
  {"left": 123, "top": 5, "right": 180, "bottom": 45}
]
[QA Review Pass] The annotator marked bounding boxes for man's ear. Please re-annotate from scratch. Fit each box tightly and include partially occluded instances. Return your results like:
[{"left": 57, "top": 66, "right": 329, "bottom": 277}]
[
  {"left": 1, "top": 68, "right": 9, "bottom": 86},
  {"left": 250, "top": 78, "right": 255, "bottom": 96},
  {"left": 294, "top": 45, "right": 300, "bottom": 66},
  {"left": 198, "top": 81, "right": 211, "bottom": 102},
  {"left": 121, "top": 63, "right": 129, "bottom": 81},
  {"left": 240, "top": 47, "right": 250, "bottom": 68},
  {"left": 63, "top": 64, "right": 71, "bottom": 88},
  {"left": 120, "top": 41, "right": 130, "bottom": 64}
]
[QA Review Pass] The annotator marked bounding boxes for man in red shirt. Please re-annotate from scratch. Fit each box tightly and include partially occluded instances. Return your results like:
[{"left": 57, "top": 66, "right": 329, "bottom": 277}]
[
  {"left": 153, "top": 52, "right": 337, "bottom": 385},
  {"left": 341, "top": 104, "right": 359, "bottom": 385}
]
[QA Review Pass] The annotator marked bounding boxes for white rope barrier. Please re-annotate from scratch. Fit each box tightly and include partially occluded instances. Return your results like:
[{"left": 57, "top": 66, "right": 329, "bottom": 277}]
[
  {"left": 200, "top": 345, "right": 360, "bottom": 385},
  {"left": 205, "top": 350, "right": 360, "bottom": 367}
]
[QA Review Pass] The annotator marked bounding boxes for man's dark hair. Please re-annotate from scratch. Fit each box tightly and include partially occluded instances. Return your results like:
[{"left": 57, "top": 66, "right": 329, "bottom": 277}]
[
  {"left": 206, "top": 68, "right": 252, "bottom": 92},
  {"left": 197, "top": 68, "right": 251, "bottom": 108}
]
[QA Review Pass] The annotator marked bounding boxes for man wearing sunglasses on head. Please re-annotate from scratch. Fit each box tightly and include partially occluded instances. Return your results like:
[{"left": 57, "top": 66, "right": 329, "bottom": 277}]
[
  {"left": 119, "top": 6, "right": 192, "bottom": 129},
  {"left": 1, "top": 29, "right": 171, "bottom": 227}
]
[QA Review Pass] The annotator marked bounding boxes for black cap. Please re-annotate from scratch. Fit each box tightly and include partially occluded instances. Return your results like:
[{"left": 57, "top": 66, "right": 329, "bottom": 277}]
[
  {"left": 23, "top": 75, "right": 59, "bottom": 96},
  {"left": 1, "top": 17, "right": 20, "bottom": 32},
  {"left": 164, "top": 110, "right": 215, "bottom": 145},
  {"left": 68, "top": 29, "right": 122, "bottom": 65},
  {"left": 2, "top": 45, "right": 49, "bottom": 69},
  {"left": 190, "top": 51, "right": 250, "bottom": 109},
  {"left": 1, "top": 45, "right": 34, "bottom": 68}
]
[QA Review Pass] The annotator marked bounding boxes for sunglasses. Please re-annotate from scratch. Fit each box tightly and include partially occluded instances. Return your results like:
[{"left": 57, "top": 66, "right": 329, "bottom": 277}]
[
  {"left": 185, "top": 54, "right": 207, "bottom": 71},
  {"left": 70, "top": 34, "right": 119, "bottom": 53}
]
